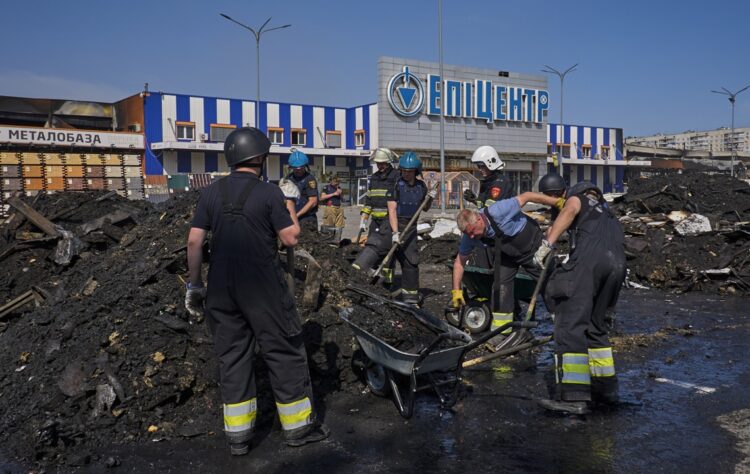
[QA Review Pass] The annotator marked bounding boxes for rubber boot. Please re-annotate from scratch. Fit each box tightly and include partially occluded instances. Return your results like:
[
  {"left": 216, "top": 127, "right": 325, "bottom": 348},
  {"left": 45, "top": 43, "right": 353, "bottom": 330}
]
[
  {"left": 229, "top": 442, "right": 250, "bottom": 456},
  {"left": 537, "top": 399, "right": 591, "bottom": 415},
  {"left": 285, "top": 424, "right": 330, "bottom": 447},
  {"left": 591, "top": 376, "right": 619, "bottom": 406}
]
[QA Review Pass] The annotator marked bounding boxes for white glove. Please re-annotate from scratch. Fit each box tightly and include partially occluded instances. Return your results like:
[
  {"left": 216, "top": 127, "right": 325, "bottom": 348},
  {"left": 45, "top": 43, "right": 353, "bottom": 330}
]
[
  {"left": 185, "top": 283, "right": 206, "bottom": 318},
  {"left": 428, "top": 188, "right": 438, "bottom": 200},
  {"left": 391, "top": 232, "right": 401, "bottom": 246},
  {"left": 278, "top": 178, "right": 300, "bottom": 200},
  {"left": 533, "top": 240, "right": 553, "bottom": 268}
]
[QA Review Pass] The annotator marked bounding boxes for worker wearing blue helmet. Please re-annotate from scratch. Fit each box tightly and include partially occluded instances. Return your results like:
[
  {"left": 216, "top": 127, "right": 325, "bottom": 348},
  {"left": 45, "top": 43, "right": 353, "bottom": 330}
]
[
  {"left": 386, "top": 151, "right": 437, "bottom": 305},
  {"left": 285, "top": 150, "right": 319, "bottom": 237}
]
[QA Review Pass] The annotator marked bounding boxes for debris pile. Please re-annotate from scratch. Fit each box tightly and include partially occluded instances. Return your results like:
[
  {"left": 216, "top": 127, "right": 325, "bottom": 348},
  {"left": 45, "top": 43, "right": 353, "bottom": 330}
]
[{"left": 611, "top": 172, "right": 750, "bottom": 294}]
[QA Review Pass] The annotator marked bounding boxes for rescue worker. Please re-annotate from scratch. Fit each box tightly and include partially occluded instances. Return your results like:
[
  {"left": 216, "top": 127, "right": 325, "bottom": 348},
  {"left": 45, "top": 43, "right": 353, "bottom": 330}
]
[
  {"left": 463, "top": 145, "right": 513, "bottom": 209},
  {"left": 387, "top": 151, "right": 436, "bottom": 305},
  {"left": 537, "top": 172, "right": 567, "bottom": 220},
  {"left": 351, "top": 148, "right": 400, "bottom": 285},
  {"left": 185, "top": 127, "right": 329, "bottom": 455},
  {"left": 320, "top": 175, "right": 344, "bottom": 241},
  {"left": 534, "top": 181, "right": 626, "bottom": 415},
  {"left": 286, "top": 150, "right": 319, "bottom": 238},
  {"left": 453, "top": 191, "right": 564, "bottom": 351}
]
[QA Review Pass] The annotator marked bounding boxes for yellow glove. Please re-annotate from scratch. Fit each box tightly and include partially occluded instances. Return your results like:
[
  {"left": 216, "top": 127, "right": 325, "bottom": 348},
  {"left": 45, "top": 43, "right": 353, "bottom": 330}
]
[
  {"left": 451, "top": 289, "right": 466, "bottom": 308},
  {"left": 554, "top": 197, "right": 566, "bottom": 210}
]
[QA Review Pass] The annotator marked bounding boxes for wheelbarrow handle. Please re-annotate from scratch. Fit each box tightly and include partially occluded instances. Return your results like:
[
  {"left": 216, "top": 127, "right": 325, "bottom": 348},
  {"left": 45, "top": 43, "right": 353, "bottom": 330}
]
[{"left": 464, "top": 321, "right": 538, "bottom": 352}]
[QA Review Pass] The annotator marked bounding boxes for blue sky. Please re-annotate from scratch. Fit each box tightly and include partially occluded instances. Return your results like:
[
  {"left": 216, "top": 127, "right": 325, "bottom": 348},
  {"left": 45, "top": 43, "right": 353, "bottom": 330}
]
[{"left": 1, "top": 0, "right": 749, "bottom": 137}]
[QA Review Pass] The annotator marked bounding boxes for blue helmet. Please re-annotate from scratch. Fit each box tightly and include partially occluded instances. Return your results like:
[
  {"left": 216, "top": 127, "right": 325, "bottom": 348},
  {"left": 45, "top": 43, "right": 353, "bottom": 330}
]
[
  {"left": 289, "top": 150, "right": 309, "bottom": 168},
  {"left": 399, "top": 151, "right": 421, "bottom": 171}
]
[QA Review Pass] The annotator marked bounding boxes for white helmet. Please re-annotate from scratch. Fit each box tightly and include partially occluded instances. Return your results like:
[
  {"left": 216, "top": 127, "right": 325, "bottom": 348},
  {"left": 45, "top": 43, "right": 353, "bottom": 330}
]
[
  {"left": 471, "top": 145, "right": 505, "bottom": 171},
  {"left": 371, "top": 147, "right": 398, "bottom": 164}
]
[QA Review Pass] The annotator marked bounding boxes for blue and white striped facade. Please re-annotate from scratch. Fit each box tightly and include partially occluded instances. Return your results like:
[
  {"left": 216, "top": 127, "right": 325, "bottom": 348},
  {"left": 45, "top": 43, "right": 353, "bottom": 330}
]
[
  {"left": 144, "top": 92, "right": 376, "bottom": 182},
  {"left": 547, "top": 123, "right": 625, "bottom": 193}
]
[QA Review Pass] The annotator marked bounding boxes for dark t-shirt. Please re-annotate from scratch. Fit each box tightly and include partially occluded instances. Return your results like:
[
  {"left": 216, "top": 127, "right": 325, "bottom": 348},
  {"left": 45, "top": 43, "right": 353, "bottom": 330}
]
[{"left": 191, "top": 172, "right": 293, "bottom": 261}]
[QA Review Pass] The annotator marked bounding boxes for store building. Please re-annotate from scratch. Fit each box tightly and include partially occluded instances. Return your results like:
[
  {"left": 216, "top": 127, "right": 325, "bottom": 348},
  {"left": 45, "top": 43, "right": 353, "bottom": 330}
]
[{"left": 0, "top": 95, "right": 146, "bottom": 213}]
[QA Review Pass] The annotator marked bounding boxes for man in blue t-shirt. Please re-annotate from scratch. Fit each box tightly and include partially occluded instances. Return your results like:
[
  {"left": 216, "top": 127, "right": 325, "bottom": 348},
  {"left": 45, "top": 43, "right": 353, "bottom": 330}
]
[{"left": 453, "top": 191, "right": 561, "bottom": 351}]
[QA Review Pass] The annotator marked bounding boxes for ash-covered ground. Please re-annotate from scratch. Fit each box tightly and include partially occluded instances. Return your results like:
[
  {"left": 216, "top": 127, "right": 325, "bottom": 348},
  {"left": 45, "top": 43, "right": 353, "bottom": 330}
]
[{"left": 0, "top": 170, "right": 748, "bottom": 469}]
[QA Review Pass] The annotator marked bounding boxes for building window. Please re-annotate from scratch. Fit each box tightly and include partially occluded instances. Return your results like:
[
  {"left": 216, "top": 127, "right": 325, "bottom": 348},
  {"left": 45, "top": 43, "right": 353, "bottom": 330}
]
[
  {"left": 326, "top": 130, "right": 342, "bottom": 148},
  {"left": 291, "top": 129, "right": 307, "bottom": 146},
  {"left": 557, "top": 144, "right": 571, "bottom": 158},
  {"left": 547, "top": 143, "right": 554, "bottom": 155},
  {"left": 268, "top": 127, "right": 284, "bottom": 145},
  {"left": 176, "top": 122, "right": 195, "bottom": 141},
  {"left": 354, "top": 129, "right": 366, "bottom": 147},
  {"left": 600, "top": 146, "right": 610, "bottom": 160},
  {"left": 581, "top": 145, "right": 592, "bottom": 158},
  {"left": 210, "top": 124, "right": 236, "bottom": 142}
]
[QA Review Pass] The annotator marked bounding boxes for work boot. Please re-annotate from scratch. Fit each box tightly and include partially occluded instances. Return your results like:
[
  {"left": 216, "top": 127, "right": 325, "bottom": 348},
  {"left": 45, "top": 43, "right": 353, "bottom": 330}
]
[
  {"left": 399, "top": 290, "right": 421, "bottom": 307},
  {"left": 537, "top": 399, "right": 591, "bottom": 415},
  {"left": 591, "top": 377, "right": 619, "bottom": 406},
  {"left": 229, "top": 442, "right": 250, "bottom": 456},
  {"left": 285, "top": 424, "right": 331, "bottom": 447}
]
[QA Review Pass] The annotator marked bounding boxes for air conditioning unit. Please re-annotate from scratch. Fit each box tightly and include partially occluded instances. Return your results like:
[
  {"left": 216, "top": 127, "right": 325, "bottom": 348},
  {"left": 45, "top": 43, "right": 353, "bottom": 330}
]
[
  {"left": 199, "top": 133, "right": 208, "bottom": 141},
  {"left": 128, "top": 123, "right": 142, "bottom": 132}
]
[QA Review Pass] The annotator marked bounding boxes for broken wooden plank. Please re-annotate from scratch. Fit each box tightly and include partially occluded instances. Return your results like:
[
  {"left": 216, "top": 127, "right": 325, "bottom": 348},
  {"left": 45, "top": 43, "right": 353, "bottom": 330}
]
[
  {"left": 7, "top": 196, "right": 61, "bottom": 238},
  {"left": 79, "top": 210, "right": 132, "bottom": 236}
]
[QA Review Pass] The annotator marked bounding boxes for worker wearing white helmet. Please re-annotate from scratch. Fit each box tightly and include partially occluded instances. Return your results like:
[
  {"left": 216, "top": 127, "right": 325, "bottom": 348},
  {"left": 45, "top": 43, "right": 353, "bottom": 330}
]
[{"left": 463, "top": 145, "right": 513, "bottom": 208}]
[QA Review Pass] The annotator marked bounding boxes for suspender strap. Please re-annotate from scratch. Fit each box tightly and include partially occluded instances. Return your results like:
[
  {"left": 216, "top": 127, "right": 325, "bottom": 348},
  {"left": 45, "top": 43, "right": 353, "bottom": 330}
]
[{"left": 220, "top": 177, "right": 260, "bottom": 214}]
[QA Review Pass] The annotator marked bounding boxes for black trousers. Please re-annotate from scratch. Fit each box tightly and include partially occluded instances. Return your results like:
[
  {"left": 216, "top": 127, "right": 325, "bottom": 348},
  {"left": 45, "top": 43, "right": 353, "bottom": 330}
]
[
  {"left": 492, "top": 221, "right": 543, "bottom": 315},
  {"left": 205, "top": 257, "right": 313, "bottom": 434},
  {"left": 395, "top": 222, "right": 419, "bottom": 292},
  {"left": 353, "top": 217, "right": 394, "bottom": 272}
]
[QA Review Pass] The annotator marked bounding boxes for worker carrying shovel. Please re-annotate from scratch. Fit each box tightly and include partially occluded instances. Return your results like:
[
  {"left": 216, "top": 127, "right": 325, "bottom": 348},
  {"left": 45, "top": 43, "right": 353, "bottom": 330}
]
[
  {"left": 453, "top": 190, "right": 565, "bottom": 351},
  {"left": 385, "top": 151, "right": 436, "bottom": 305}
]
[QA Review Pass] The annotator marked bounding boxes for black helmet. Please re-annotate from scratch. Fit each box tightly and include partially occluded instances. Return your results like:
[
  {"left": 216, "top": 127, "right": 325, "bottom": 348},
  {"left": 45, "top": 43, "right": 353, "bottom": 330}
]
[
  {"left": 538, "top": 172, "right": 566, "bottom": 195},
  {"left": 224, "top": 127, "right": 271, "bottom": 167}
]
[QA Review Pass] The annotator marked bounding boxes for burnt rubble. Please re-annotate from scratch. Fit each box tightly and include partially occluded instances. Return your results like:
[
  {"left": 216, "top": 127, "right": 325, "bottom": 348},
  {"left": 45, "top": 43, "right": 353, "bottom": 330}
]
[{"left": 0, "top": 170, "right": 748, "bottom": 467}]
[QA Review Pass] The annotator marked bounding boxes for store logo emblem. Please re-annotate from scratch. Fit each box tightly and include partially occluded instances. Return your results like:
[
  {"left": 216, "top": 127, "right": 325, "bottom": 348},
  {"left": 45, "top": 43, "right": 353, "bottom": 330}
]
[{"left": 387, "top": 66, "right": 424, "bottom": 117}]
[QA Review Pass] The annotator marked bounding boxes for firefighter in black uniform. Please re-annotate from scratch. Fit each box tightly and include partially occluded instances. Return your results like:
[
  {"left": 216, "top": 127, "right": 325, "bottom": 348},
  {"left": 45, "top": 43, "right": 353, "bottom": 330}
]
[
  {"left": 286, "top": 150, "right": 318, "bottom": 239},
  {"left": 463, "top": 145, "right": 514, "bottom": 209},
  {"left": 534, "top": 181, "right": 626, "bottom": 415},
  {"left": 351, "top": 148, "right": 400, "bottom": 284},
  {"left": 387, "top": 151, "right": 436, "bottom": 305},
  {"left": 185, "top": 128, "right": 329, "bottom": 456}
]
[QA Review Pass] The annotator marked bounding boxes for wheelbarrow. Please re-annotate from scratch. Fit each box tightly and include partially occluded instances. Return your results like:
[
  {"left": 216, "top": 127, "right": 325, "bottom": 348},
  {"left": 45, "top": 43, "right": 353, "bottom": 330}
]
[
  {"left": 444, "top": 265, "right": 537, "bottom": 334},
  {"left": 342, "top": 285, "right": 538, "bottom": 418}
]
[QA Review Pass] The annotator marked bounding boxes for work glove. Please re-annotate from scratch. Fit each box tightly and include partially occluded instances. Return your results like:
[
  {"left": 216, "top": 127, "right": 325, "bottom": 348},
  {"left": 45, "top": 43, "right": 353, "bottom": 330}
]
[
  {"left": 428, "top": 188, "right": 438, "bottom": 200},
  {"left": 533, "top": 240, "right": 554, "bottom": 268},
  {"left": 185, "top": 282, "right": 206, "bottom": 318},
  {"left": 391, "top": 232, "right": 401, "bottom": 246},
  {"left": 278, "top": 178, "right": 300, "bottom": 200},
  {"left": 554, "top": 197, "right": 566, "bottom": 211},
  {"left": 451, "top": 289, "right": 466, "bottom": 308},
  {"left": 463, "top": 189, "right": 477, "bottom": 204}
]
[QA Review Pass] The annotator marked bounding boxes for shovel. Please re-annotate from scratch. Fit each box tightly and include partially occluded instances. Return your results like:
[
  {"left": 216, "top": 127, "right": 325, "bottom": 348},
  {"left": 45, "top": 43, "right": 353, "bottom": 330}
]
[{"left": 370, "top": 183, "right": 438, "bottom": 284}]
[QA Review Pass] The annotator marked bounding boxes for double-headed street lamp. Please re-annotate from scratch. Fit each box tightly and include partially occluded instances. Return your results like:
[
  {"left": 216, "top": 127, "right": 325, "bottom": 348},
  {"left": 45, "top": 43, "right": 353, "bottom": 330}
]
[
  {"left": 220, "top": 13, "right": 291, "bottom": 128},
  {"left": 541, "top": 63, "right": 578, "bottom": 176},
  {"left": 711, "top": 85, "right": 750, "bottom": 178}
]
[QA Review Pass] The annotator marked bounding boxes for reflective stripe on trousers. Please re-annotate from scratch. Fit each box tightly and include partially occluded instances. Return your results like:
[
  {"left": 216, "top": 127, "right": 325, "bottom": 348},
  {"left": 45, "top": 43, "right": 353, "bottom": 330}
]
[
  {"left": 589, "top": 347, "right": 616, "bottom": 377},
  {"left": 276, "top": 397, "right": 313, "bottom": 432},
  {"left": 561, "top": 353, "right": 591, "bottom": 385},
  {"left": 224, "top": 398, "right": 257, "bottom": 434},
  {"left": 492, "top": 312, "right": 513, "bottom": 334},
  {"left": 381, "top": 267, "right": 393, "bottom": 283}
]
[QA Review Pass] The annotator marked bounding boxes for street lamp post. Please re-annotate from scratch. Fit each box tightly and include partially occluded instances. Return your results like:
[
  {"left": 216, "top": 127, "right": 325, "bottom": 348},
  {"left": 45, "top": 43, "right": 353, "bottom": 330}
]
[
  {"left": 711, "top": 85, "right": 750, "bottom": 178},
  {"left": 541, "top": 63, "right": 578, "bottom": 176},
  {"left": 437, "top": 0, "right": 446, "bottom": 214},
  {"left": 220, "top": 13, "right": 291, "bottom": 128}
]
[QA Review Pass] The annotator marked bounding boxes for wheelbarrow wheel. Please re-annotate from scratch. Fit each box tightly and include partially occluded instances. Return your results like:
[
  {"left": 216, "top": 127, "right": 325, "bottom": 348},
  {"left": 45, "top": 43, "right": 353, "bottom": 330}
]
[
  {"left": 463, "top": 301, "right": 491, "bottom": 334},
  {"left": 366, "top": 363, "right": 391, "bottom": 397}
]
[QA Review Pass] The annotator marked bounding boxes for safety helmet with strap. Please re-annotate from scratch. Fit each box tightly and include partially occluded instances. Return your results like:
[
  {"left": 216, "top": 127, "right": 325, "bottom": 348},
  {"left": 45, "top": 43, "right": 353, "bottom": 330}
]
[
  {"left": 371, "top": 147, "right": 398, "bottom": 164},
  {"left": 223, "top": 127, "right": 271, "bottom": 167},
  {"left": 471, "top": 145, "right": 505, "bottom": 171},
  {"left": 399, "top": 151, "right": 421, "bottom": 171},
  {"left": 289, "top": 150, "right": 309, "bottom": 168}
]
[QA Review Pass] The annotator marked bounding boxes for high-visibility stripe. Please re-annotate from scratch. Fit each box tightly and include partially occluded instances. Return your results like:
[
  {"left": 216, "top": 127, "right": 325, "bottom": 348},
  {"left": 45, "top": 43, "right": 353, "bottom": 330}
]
[
  {"left": 589, "top": 347, "right": 615, "bottom": 377},
  {"left": 370, "top": 210, "right": 388, "bottom": 218},
  {"left": 223, "top": 398, "right": 257, "bottom": 432},
  {"left": 492, "top": 312, "right": 513, "bottom": 334},
  {"left": 484, "top": 199, "right": 496, "bottom": 207},
  {"left": 362, "top": 207, "right": 372, "bottom": 214},
  {"left": 276, "top": 397, "right": 313, "bottom": 431},
  {"left": 402, "top": 289, "right": 418, "bottom": 295},
  {"left": 381, "top": 268, "right": 393, "bottom": 283},
  {"left": 369, "top": 190, "right": 388, "bottom": 196},
  {"left": 561, "top": 353, "right": 591, "bottom": 385},
  {"left": 351, "top": 263, "right": 361, "bottom": 270}
]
